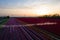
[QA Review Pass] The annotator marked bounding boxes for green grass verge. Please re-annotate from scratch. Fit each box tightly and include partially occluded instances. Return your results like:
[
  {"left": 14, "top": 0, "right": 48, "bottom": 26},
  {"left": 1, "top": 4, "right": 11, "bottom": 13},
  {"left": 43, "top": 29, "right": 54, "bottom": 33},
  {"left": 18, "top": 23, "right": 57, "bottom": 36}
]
[{"left": 0, "top": 18, "right": 9, "bottom": 28}]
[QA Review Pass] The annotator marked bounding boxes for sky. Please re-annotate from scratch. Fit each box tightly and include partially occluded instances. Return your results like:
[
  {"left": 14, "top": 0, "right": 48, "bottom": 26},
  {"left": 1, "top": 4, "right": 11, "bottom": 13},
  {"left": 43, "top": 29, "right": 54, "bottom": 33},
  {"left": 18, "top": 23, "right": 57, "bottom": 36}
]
[{"left": 0, "top": 0, "right": 60, "bottom": 17}]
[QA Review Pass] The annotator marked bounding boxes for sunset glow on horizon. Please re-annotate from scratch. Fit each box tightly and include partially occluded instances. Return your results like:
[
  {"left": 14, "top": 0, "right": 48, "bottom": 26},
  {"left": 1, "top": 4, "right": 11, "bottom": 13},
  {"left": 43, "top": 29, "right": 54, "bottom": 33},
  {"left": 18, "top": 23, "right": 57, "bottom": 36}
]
[{"left": 0, "top": 0, "right": 60, "bottom": 17}]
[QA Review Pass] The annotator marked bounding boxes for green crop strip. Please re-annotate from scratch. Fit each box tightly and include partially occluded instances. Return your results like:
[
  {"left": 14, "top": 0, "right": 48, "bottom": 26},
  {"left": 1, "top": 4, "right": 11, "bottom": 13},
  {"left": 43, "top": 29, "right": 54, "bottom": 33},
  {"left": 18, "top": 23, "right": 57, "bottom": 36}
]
[{"left": 0, "top": 18, "right": 9, "bottom": 28}]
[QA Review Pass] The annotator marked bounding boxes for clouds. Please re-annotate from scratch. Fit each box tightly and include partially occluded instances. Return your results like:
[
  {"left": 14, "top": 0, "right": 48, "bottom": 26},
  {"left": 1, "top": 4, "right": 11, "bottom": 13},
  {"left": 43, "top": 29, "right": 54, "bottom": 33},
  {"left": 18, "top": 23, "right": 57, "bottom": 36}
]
[
  {"left": 0, "top": 0, "right": 60, "bottom": 10},
  {"left": 0, "top": 0, "right": 60, "bottom": 17},
  {"left": 0, "top": 0, "right": 60, "bottom": 9}
]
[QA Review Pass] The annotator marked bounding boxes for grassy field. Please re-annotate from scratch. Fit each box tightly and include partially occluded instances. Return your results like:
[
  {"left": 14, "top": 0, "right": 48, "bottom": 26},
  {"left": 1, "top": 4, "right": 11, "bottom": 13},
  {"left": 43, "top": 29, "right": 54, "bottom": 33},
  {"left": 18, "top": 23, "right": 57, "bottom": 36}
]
[{"left": 0, "top": 17, "right": 9, "bottom": 28}]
